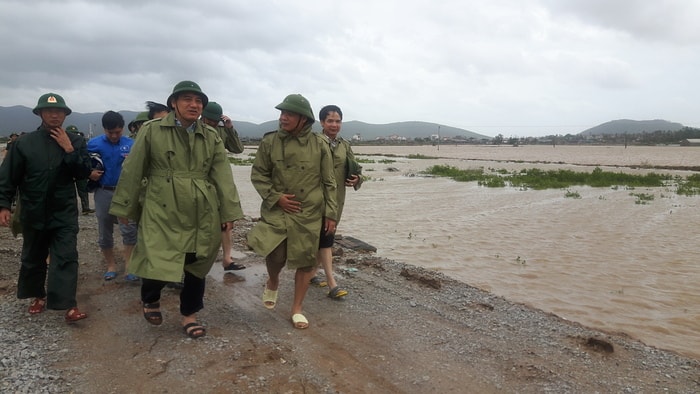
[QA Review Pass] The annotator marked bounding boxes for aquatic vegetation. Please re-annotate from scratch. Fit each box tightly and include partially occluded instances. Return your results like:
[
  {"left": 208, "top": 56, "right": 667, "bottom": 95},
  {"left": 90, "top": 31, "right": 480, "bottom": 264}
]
[
  {"left": 630, "top": 192, "right": 655, "bottom": 204},
  {"left": 228, "top": 156, "right": 255, "bottom": 166},
  {"left": 423, "top": 165, "right": 696, "bottom": 195},
  {"left": 407, "top": 154, "right": 438, "bottom": 159},
  {"left": 676, "top": 174, "right": 700, "bottom": 196},
  {"left": 564, "top": 190, "right": 581, "bottom": 199}
]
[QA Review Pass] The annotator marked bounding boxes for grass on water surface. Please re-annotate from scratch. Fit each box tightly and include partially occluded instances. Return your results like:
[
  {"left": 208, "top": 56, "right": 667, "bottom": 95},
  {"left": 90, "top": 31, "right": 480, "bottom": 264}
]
[{"left": 424, "top": 165, "right": 698, "bottom": 195}]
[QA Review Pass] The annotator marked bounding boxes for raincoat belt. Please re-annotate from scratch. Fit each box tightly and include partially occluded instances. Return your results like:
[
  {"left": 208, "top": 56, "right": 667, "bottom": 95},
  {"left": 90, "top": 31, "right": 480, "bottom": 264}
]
[{"left": 148, "top": 169, "right": 208, "bottom": 180}]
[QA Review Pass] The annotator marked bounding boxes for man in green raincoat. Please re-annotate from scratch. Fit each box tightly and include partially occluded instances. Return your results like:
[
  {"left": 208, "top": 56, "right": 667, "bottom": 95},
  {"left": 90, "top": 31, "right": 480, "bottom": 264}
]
[
  {"left": 247, "top": 94, "right": 338, "bottom": 329},
  {"left": 0, "top": 93, "right": 92, "bottom": 323},
  {"left": 201, "top": 101, "right": 245, "bottom": 271},
  {"left": 109, "top": 81, "right": 243, "bottom": 339}
]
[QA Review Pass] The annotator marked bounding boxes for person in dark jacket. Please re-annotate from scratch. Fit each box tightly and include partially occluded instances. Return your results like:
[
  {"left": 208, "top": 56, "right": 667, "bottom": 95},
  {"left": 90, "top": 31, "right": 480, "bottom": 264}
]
[
  {"left": 66, "top": 125, "right": 94, "bottom": 215},
  {"left": 0, "top": 93, "right": 92, "bottom": 323}
]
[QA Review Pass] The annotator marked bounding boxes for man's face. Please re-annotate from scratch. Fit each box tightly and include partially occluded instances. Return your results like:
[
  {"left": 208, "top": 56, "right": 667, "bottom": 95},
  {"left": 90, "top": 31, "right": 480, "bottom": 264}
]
[
  {"left": 202, "top": 117, "right": 218, "bottom": 128},
  {"left": 39, "top": 108, "right": 67, "bottom": 129},
  {"left": 321, "top": 111, "right": 342, "bottom": 139},
  {"left": 104, "top": 126, "right": 123, "bottom": 144},
  {"left": 173, "top": 93, "right": 203, "bottom": 123},
  {"left": 279, "top": 110, "right": 306, "bottom": 133}
]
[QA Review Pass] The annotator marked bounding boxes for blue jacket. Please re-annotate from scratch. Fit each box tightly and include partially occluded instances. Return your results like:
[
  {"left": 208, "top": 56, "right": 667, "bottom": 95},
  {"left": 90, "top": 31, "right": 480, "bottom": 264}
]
[{"left": 87, "top": 135, "right": 133, "bottom": 187}]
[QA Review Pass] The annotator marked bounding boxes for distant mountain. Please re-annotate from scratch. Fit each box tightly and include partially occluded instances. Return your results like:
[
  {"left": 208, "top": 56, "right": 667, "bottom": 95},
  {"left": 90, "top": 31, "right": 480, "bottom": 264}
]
[
  {"left": 0, "top": 105, "right": 490, "bottom": 140},
  {"left": 580, "top": 119, "right": 684, "bottom": 136}
]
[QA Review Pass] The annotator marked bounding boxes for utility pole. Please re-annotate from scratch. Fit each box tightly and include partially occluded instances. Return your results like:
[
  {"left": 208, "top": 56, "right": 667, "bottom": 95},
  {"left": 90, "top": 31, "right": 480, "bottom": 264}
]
[{"left": 437, "top": 125, "right": 440, "bottom": 151}]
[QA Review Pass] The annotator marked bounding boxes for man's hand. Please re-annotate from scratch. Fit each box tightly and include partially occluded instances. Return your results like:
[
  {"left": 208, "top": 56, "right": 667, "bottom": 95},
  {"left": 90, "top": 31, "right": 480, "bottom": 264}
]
[
  {"left": 49, "top": 127, "right": 74, "bottom": 153},
  {"left": 221, "top": 115, "right": 234, "bottom": 129},
  {"left": 324, "top": 217, "right": 337, "bottom": 235},
  {"left": 345, "top": 174, "right": 360, "bottom": 187},
  {"left": 89, "top": 170, "right": 104, "bottom": 181},
  {"left": 0, "top": 208, "right": 11, "bottom": 227},
  {"left": 277, "top": 193, "right": 302, "bottom": 213}
]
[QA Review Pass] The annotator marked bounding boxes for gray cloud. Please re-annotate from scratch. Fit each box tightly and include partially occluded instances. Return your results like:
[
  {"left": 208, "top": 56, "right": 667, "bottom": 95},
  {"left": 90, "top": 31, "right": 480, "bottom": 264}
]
[{"left": 1, "top": 0, "right": 698, "bottom": 136}]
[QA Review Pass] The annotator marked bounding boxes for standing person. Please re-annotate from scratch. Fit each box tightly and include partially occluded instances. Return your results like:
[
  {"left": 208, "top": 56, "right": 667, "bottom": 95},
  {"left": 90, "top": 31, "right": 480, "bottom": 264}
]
[
  {"left": 0, "top": 93, "right": 91, "bottom": 323},
  {"left": 310, "top": 105, "right": 362, "bottom": 299},
  {"left": 87, "top": 111, "right": 139, "bottom": 282},
  {"left": 247, "top": 94, "right": 338, "bottom": 329},
  {"left": 127, "top": 111, "right": 149, "bottom": 139},
  {"left": 66, "top": 125, "right": 94, "bottom": 215},
  {"left": 201, "top": 101, "right": 245, "bottom": 271},
  {"left": 4, "top": 133, "right": 18, "bottom": 157},
  {"left": 110, "top": 81, "right": 243, "bottom": 338}
]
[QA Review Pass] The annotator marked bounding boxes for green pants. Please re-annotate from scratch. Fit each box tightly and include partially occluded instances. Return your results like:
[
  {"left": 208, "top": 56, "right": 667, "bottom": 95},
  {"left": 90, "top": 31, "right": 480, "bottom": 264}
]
[
  {"left": 17, "top": 226, "right": 80, "bottom": 310},
  {"left": 75, "top": 179, "right": 90, "bottom": 211}
]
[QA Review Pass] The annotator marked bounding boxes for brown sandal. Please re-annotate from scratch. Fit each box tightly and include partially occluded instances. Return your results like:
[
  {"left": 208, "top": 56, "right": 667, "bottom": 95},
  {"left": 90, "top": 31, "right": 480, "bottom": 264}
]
[
  {"left": 65, "top": 307, "right": 88, "bottom": 323},
  {"left": 28, "top": 298, "right": 46, "bottom": 315}
]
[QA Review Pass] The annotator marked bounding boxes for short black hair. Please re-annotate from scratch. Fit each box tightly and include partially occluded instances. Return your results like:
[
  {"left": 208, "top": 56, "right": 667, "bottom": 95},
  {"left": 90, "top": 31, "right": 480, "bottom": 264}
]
[
  {"left": 102, "top": 110, "right": 125, "bottom": 129},
  {"left": 319, "top": 105, "right": 343, "bottom": 122},
  {"left": 146, "top": 101, "right": 170, "bottom": 120}
]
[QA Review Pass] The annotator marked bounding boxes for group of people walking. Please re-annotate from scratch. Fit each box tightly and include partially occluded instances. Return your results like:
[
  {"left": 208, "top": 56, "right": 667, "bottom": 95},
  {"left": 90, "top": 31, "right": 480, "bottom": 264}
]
[{"left": 0, "top": 81, "right": 361, "bottom": 337}]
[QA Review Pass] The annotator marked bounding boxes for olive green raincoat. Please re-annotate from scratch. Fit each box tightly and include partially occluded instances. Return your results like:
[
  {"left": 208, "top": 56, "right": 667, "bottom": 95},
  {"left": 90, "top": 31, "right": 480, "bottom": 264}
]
[
  {"left": 247, "top": 126, "right": 338, "bottom": 269},
  {"left": 215, "top": 125, "right": 244, "bottom": 154},
  {"left": 322, "top": 135, "right": 362, "bottom": 223},
  {"left": 109, "top": 113, "right": 243, "bottom": 282}
]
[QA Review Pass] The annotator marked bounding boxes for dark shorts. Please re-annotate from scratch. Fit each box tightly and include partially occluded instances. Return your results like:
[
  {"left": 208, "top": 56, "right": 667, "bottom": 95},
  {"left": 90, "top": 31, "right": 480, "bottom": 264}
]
[{"left": 319, "top": 227, "right": 335, "bottom": 249}]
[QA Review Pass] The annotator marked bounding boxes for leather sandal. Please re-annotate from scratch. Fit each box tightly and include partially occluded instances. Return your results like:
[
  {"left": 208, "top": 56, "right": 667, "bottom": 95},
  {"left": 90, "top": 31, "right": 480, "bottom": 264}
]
[
  {"left": 183, "top": 322, "right": 206, "bottom": 339},
  {"left": 143, "top": 302, "right": 163, "bottom": 325},
  {"left": 65, "top": 307, "right": 88, "bottom": 323},
  {"left": 28, "top": 298, "right": 46, "bottom": 315}
]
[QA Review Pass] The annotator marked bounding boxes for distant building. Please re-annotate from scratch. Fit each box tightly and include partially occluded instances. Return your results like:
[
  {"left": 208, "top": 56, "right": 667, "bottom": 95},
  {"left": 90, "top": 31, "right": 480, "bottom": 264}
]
[
  {"left": 351, "top": 134, "right": 362, "bottom": 142},
  {"left": 680, "top": 139, "right": 700, "bottom": 146}
]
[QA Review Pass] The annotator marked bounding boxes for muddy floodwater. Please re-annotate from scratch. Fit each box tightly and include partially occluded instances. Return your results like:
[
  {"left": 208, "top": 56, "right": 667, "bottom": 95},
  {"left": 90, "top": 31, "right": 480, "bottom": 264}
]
[{"left": 232, "top": 144, "right": 700, "bottom": 360}]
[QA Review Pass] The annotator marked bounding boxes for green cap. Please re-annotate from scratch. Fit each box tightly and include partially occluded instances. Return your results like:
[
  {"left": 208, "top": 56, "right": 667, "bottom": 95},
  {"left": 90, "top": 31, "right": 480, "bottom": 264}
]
[
  {"left": 66, "top": 125, "right": 79, "bottom": 133},
  {"left": 275, "top": 94, "right": 314, "bottom": 123},
  {"left": 135, "top": 111, "right": 149, "bottom": 122},
  {"left": 33, "top": 93, "right": 72, "bottom": 116},
  {"left": 166, "top": 80, "right": 208, "bottom": 108},
  {"left": 202, "top": 102, "right": 223, "bottom": 121}
]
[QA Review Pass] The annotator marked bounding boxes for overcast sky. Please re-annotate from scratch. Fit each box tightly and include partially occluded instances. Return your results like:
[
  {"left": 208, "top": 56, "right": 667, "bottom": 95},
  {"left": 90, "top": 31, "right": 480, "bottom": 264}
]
[{"left": 1, "top": 0, "right": 698, "bottom": 137}]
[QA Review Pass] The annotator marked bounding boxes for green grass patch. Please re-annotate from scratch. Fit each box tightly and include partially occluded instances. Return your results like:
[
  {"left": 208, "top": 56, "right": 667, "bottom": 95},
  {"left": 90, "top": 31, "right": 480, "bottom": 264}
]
[
  {"left": 407, "top": 154, "right": 438, "bottom": 159},
  {"left": 422, "top": 165, "right": 696, "bottom": 195},
  {"left": 228, "top": 157, "right": 255, "bottom": 166}
]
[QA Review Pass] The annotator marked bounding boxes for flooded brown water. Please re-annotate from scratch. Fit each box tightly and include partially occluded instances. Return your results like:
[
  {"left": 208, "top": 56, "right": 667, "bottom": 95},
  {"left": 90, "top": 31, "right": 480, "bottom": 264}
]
[{"left": 232, "top": 145, "right": 700, "bottom": 360}]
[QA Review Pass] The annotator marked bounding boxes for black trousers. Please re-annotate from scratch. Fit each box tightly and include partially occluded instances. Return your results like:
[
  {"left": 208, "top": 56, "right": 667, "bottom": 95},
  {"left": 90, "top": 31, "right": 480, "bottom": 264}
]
[
  {"left": 18, "top": 226, "right": 80, "bottom": 310},
  {"left": 140, "top": 253, "right": 206, "bottom": 316}
]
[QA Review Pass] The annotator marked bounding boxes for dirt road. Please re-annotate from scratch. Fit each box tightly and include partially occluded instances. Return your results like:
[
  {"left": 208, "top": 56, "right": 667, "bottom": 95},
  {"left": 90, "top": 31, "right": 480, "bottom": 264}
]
[{"left": 1, "top": 217, "right": 698, "bottom": 393}]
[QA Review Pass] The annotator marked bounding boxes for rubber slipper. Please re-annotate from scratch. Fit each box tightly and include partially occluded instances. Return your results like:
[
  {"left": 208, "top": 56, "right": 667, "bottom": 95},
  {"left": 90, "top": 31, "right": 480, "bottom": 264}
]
[
  {"left": 223, "top": 262, "right": 246, "bottom": 271},
  {"left": 183, "top": 322, "right": 206, "bottom": 339},
  {"left": 103, "top": 271, "right": 117, "bottom": 281},
  {"left": 65, "top": 307, "right": 88, "bottom": 324},
  {"left": 328, "top": 286, "right": 348, "bottom": 299},
  {"left": 143, "top": 302, "right": 163, "bottom": 325},
  {"left": 262, "top": 287, "right": 278, "bottom": 309},
  {"left": 28, "top": 298, "right": 46, "bottom": 315},
  {"left": 309, "top": 276, "right": 328, "bottom": 288},
  {"left": 124, "top": 273, "right": 140, "bottom": 281},
  {"left": 291, "top": 313, "right": 309, "bottom": 329}
]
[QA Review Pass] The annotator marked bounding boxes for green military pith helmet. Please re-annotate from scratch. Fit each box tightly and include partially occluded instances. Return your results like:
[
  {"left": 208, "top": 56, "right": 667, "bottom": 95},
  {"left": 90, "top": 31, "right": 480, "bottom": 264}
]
[
  {"left": 33, "top": 92, "right": 72, "bottom": 115},
  {"left": 66, "top": 125, "right": 80, "bottom": 133},
  {"left": 275, "top": 94, "right": 314, "bottom": 123},
  {"left": 202, "top": 102, "right": 223, "bottom": 121},
  {"left": 135, "top": 111, "right": 149, "bottom": 122},
  {"left": 166, "top": 80, "right": 208, "bottom": 108}
]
